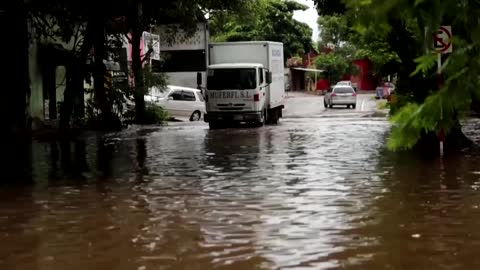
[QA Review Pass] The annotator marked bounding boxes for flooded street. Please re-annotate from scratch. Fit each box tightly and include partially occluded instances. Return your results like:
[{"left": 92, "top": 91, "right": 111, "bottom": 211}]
[{"left": 2, "top": 93, "right": 480, "bottom": 270}]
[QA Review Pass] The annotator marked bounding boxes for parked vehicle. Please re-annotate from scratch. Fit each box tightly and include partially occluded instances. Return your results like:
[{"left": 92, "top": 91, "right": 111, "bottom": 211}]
[
  {"left": 375, "top": 85, "right": 384, "bottom": 99},
  {"left": 375, "top": 82, "right": 395, "bottom": 99},
  {"left": 336, "top": 80, "right": 356, "bottom": 92},
  {"left": 385, "top": 82, "right": 395, "bottom": 96},
  {"left": 336, "top": 81, "right": 352, "bottom": 87},
  {"left": 324, "top": 86, "right": 357, "bottom": 109},
  {"left": 147, "top": 85, "right": 206, "bottom": 121},
  {"left": 202, "top": 41, "right": 285, "bottom": 129}
]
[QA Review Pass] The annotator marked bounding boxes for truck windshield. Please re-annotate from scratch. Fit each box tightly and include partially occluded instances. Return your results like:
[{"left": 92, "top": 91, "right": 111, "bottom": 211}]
[{"left": 207, "top": 68, "right": 257, "bottom": 90}]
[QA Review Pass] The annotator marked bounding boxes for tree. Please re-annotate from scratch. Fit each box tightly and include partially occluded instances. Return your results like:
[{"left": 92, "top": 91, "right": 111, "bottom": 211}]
[
  {"left": 316, "top": 12, "right": 400, "bottom": 80},
  {"left": 2, "top": 0, "right": 31, "bottom": 136},
  {"left": 336, "top": 0, "right": 476, "bottom": 152},
  {"left": 27, "top": 0, "right": 127, "bottom": 130},
  {"left": 314, "top": 0, "right": 346, "bottom": 16},
  {"left": 125, "top": 0, "right": 254, "bottom": 124},
  {"left": 317, "top": 15, "right": 349, "bottom": 48},
  {"left": 209, "top": 0, "right": 313, "bottom": 59}
]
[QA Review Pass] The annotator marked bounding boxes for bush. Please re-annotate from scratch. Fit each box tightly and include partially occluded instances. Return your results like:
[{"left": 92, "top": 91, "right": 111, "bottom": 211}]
[{"left": 144, "top": 104, "right": 169, "bottom": 124}]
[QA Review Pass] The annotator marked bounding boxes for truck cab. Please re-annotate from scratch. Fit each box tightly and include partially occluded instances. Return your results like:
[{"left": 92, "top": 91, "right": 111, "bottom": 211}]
[
  {"left": 204, "top": 63, "right": 272, "bottom": 127},
  {"left": 202, "top": 41, "right": 284, "bottom": 129}
]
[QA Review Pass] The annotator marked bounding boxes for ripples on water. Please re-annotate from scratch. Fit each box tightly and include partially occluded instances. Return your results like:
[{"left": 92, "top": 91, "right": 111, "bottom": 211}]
[{"left": 1, "top": 118, "right": 480, "bottom": 270}]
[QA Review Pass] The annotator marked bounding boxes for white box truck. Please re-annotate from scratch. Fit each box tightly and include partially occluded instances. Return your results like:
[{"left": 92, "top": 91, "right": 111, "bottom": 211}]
[{"left": 201, "top": 41, "right": 285, "bottom": 129}]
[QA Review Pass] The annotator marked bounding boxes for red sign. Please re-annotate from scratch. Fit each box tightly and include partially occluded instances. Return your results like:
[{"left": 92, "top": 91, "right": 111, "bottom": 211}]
[{"left": 433, "top": 26, "right": 452, "bottom": 54}]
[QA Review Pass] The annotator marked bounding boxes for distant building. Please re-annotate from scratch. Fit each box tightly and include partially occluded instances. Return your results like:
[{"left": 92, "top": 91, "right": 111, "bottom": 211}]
[
  {"left": 286, "top": 48, "right": 379, "bottom": 92},
  {"left": 153, "top": 18, "right": 209, "bottom": 89}
]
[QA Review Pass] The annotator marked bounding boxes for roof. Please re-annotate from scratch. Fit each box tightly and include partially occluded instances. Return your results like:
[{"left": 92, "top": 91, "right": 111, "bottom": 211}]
[
  {"left": 209, "top": 63, "right": 264, "bottom": 69},
  {"left": 210, "top": 41, "right": 283, "bottom": 46},
  {"left": 167, "top": 85, "right": 201, "bottom": 92},
  {"left": 333, "top": 85, "right": 354, "bottom": 89},
  {"left": 292, "top": 67, "right": 326, "bottom": 73}
]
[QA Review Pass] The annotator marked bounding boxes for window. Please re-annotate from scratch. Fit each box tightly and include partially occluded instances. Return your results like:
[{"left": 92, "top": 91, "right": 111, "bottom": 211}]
[
  {"left": 259, "top": 68, "right": 264, "bottom": 85},
  {"left": 152, "top": 50, "right": 207, "bottom": 72},
  {"left": 333, "top": 87, "right": 354, "bottom": 94},
  {"left": 169, "top": 90, "right": 183, "bottom": 100},
  {"left": 182, "top": 90, "right": 196, "bottom": 101},
  {"left": 207, "top": 68, "right": 257, "bottom": 90}
]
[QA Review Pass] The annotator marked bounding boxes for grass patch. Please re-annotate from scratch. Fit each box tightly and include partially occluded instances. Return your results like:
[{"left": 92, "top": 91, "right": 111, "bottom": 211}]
[{"left": 377, "top": 100, "right": 389, "bottom": 110}]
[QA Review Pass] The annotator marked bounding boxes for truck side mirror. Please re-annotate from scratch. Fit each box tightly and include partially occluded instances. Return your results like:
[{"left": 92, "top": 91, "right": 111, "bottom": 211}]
[
  {"left": 266, "top": 72, "right": 272, "bottom": 84},
  {"left": 197, "top": 72, "right": 202, "bottom": 88}
]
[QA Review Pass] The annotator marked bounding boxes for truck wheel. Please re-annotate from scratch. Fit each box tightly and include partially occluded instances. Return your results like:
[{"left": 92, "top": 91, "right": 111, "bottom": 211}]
[
  {"left": 268, "top": 108, "right": 280, "bottom": 125},
  {"left": 256, "top": 110, "right": 266, "bottom": 127},
  {"left": 209, "top": 121, "right": 222, "bottom": 130}
]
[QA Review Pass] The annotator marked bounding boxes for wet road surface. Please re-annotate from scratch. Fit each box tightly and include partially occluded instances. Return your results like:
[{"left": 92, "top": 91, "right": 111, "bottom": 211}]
[{"left": 2, "top": 92, "right": 480, "bottom": 270}]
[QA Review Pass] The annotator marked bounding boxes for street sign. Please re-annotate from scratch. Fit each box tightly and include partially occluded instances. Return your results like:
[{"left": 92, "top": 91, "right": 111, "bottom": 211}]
[
  {"left": 143, "top": 32, "right": 160, "bottom": 60},
  {"left": 433, "top": 26, "right": 452, "bottom": 54}
]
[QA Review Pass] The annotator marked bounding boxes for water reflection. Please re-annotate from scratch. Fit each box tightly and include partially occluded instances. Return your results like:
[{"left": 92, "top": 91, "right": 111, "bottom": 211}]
[
  {"left": 2, "top": 139, "right": 33, "bottom": 184},
  {"left": 45, "top": 140, "right": 90, "bottom": 183},
  {"left": 1, "top": 119, "right": 480, "bottom": 269}
]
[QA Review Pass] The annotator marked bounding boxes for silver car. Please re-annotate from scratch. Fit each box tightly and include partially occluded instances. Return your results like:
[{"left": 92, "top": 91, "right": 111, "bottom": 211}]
[{"left": 324, "top": 86, "right": 357, "bottom": 109}]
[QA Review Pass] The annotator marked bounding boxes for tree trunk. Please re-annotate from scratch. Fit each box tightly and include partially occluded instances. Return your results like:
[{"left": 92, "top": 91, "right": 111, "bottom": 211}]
[
  {"left": 128, "top": 1, "right": 146, "bottom": 124},
  {"left": 92, "top": 15, "right": 113, "bottom": 130},
  {"left": 60, "top": 64, "right": 85, "bottom": 129},
  {"left": 2, "top": 0, "right": 30, "bottom": 136},
  {"left": 59, "top": 22, "right": 94, "bottom": 130},
  {"left": 131, "top": 29, "right": 146, "bottom": 124}
]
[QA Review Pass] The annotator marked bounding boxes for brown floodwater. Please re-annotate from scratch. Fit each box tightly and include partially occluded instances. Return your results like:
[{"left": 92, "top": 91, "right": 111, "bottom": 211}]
[{"left": 1, "top": 117, "right": 480, "bottom": 270}]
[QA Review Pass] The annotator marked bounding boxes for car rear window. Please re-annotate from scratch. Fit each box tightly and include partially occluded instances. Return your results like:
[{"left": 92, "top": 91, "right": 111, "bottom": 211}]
[{"left": 334, "top": 87, "right": 354, "bottom": 94}]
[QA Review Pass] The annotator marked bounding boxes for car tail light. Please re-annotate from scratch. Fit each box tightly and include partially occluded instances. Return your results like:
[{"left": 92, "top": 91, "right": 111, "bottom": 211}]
[
  {"left": 352, "top": 92, "right": 357, "bottom": 96},
  {"left": 331, "top": 93, "right": 337, "bottom": 97},
  {"left": 254, "top": 93, "right": 260, "bottom": 102}
]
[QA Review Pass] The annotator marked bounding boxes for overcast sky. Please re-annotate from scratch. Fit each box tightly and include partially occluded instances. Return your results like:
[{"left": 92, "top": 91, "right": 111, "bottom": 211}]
[{"left": 293, "top": 0, "right": 319, "bottom": 41}]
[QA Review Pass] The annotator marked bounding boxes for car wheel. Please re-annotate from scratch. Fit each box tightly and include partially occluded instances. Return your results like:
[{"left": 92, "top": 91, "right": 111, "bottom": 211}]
[
  {"left": 189, "top": 111, "right": 201, "bottom": 121},
  {"left": 352, "top": 104, "right": 356, "bottom": 109},
  {"left": 329, "top": 104, "right": 333, "bottom": 108},
  {"left": 324, "top": 100, "right": 328, "bottom": 108}
]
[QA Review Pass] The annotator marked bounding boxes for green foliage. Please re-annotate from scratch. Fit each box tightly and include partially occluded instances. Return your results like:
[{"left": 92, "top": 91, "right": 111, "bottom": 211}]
[
  {"left": 286, "top": 56, "right": 303, "bottom": 67},
  {"left": 314, "top": 53, "right": 349, "bottom": 82},
  {"left": 314, "top": 0, "right": 346, "bottom": 16},
  {"left": 411, "top": 54, "right": 437, "bottom": 76},
  {"left": 317, "top": 15, "right": 349, "bottom": 48},
  {"left": 144, "top": 104, "right": 169, "bottom": 124},
  {"left": 377, "top": 100, "right": 389, "bottom": 110},
  {"left": 209, "top": 0, "right": 313, "bottom": 59},
  {"left": 316, "top": 13, "right": 400, "bottom": 78},
  {"left": 338, "top": 0, "right": 480, "bottom": 150}
]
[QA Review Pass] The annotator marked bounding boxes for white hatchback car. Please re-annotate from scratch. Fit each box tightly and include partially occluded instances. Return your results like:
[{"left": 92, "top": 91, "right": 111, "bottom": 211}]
[
  {"left": 146, "top": 85, "right": 206, "bottom": 121},
  {"left": 324, "top": 86, "right": 357, "bottom": 109}
]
